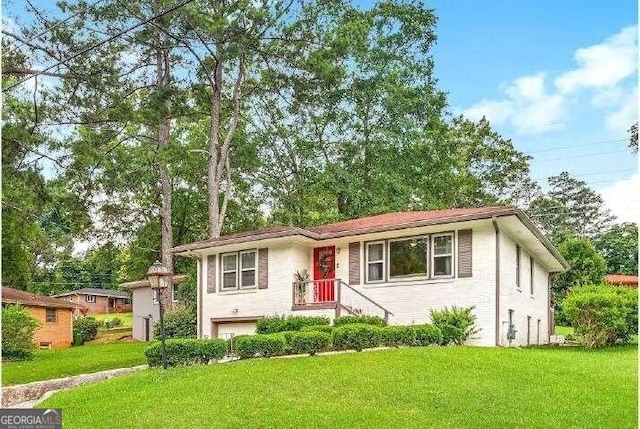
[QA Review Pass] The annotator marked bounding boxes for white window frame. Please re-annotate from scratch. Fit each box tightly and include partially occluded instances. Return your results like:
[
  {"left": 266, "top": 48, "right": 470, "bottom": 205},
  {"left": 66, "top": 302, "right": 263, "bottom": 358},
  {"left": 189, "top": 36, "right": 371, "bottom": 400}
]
[
  {"left": 221, "top": 252, "right": 239, "bottom": 291},
  {"left": 239, "top": 250, "right": 257, "bottom": 289},
  {"left": 431, "top": 233, "right": 454, "bottom": 278},
  {"left": 515, "top": 245, "right": 521, "bottom": 289},
  {"left": 171, "top": 284, "right": 178, "bottom": 302},
  {"left": 530, "top": 256, "right": 535, "bottom": 296},
  {"left": 86, "top": 294, "right": 96, "bottom": 303},
  {"left": 366, "top": 241, "right": 385, "bottom": 283},
  {"left": 152, "top": 289, "right": 159, "bottom": 305},
  {"left": 387, "top": 235, "right": 430, "bottom": 281}
]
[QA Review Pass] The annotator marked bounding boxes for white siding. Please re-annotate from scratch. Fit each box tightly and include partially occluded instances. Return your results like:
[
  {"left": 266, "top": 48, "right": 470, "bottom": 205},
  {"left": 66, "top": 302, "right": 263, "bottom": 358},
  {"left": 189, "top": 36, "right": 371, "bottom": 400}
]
[
  {"left": 498, "top": 232, "right": 551, "bottom": 346},
  {"left": 131, "top": 287, "right": 158, "bottom": 341}
]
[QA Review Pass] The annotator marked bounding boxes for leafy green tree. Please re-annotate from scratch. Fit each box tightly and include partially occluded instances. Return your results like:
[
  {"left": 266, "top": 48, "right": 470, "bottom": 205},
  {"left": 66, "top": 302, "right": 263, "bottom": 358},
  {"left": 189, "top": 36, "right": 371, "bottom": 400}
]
[
  {"left": 595, "top": 223, "right": 638, "bottom": 275},
  {"left": 528, "top": 172, "right": 615, "bottom": 241},
  {"left": 629, "top": 122, "right": 638, "bottom": 153},
  {"left": 2, "top": 305, "right": 41, "bottom": 359},
  {"left": 553, "top": 236, "right": 607, "bottom": 305}
]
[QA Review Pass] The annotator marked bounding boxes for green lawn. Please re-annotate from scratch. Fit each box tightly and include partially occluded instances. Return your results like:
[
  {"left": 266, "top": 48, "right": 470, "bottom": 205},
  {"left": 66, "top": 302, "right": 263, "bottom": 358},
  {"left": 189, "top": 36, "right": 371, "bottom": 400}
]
[
  {"left": 93, "top": 312, "right": 133, "bottom": 327},
  {"left": 40, "top": 345, "right": 637, "bottom": 428},
  {"left": 2, "top": 342, "right": 148, "bottom": 386},
  {"left": 554, "top": 325, "right": 575, "bottom": 337}
]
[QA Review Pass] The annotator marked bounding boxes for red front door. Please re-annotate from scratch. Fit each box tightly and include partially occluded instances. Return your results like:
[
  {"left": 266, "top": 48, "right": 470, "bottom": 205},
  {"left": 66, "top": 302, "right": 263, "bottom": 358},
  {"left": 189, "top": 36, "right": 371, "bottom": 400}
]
[{"left": 313, "top": 246, "right": 336, "bottom": 302}]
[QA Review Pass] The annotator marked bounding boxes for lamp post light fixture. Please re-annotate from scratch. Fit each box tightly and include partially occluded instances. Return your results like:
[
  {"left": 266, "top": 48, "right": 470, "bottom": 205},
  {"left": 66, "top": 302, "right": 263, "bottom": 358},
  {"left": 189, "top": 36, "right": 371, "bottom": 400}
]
[{"left": 147, "top": 260, "right": 172, "bottom": 370}]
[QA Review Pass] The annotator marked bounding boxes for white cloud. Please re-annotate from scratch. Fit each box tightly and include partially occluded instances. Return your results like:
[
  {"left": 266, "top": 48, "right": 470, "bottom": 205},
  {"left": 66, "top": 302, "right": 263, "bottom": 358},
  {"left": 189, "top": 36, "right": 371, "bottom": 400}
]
[
  {"left": 462, "top": 73, "right": 565, "bottom": 133},
  {"left": 605, "top": 86, "right": 638, "bottom": 132},
  {"left": 555, "top": 26, "right": 638, "bottom": 94},
  {"left": 598, "top": 173, "right": 639, "bottom": 223},
  {"left": 462, "top": 25, "right": 638, "bottom": 135}
]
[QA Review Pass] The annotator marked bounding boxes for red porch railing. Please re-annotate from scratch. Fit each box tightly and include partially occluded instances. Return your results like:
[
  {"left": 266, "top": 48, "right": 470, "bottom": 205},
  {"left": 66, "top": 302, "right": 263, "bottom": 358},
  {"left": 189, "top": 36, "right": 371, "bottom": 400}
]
[{"left": 293, "top": 279, "right": 338, "bottom": 305}]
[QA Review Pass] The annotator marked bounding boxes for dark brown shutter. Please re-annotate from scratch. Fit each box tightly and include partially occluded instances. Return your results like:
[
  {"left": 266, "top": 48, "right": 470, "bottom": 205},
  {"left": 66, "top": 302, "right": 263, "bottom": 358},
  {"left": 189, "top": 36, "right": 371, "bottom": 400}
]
[
  {"left": 207, "top": 255, "right": 216, "bottom": 293},
  {"left": 349, "top": 242, "right": 360, "bottom": 285},
  {"left": 458, "top": 229, "right": 473, "bottom": 278},
  {"left": 258, "top": 248, "right": 268, "bottom": 289}
]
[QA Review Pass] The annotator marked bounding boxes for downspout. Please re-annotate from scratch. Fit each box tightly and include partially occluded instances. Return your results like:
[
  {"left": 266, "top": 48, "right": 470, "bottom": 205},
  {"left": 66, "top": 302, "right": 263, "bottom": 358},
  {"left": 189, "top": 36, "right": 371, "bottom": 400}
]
[{"left": 492, "top": 217, "right": 501, "bottom": 346}]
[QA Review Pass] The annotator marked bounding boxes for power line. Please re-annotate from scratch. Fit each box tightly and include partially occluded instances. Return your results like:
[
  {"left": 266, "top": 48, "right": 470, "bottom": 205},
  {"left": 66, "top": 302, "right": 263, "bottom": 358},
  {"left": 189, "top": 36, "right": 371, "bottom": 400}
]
[
  {"left": 524, "top": 137, "right": 628, "bottom": 154},
  {"left": 3, "top": 0, "right": 196, "bottom": 92},
  {"left": 4, "top": 0, "right": 109, "bottom": 55}
]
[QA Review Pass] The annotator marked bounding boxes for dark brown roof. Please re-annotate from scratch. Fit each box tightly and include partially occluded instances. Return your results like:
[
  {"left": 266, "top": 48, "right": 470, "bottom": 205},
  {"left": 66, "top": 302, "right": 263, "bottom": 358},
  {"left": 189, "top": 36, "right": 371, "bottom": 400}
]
[
  {"left": 2, "top": 286, "right": 82, "bottom": 309},
  {"left": 173, "top": 206, "right": 519, "bottom": 253}
]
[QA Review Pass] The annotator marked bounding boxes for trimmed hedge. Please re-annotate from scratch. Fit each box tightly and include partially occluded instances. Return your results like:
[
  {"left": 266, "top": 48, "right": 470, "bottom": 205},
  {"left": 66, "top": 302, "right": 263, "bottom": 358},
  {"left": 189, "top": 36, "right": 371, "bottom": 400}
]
[
  {"left": 332, "top": 323, "right": 383, "bottom": 351},
  {"left": 381, "top": 326, "right": 416, "bottom": 347},
  {"left": 290, "top": 331, "right": 332, "bottom": 355},
  {"left": 333, "top": 315, "right": 387, "bottom": 327},
  {"left": 73, "top": 317, "right": 100, "bottom": 342},
  {"left": 413, "top": 324, "right": 443, "bottom": 346},
  {"left": 144, "top": 338, "right": 227, "bottom": 367},
  {"left": 300, "top": 325, "right": 334, "bottom": 334},
  {"left": 153, "top": 308, "right": 197, "bottom": 339},
  {"left": 234, "top": 333, "right": 287, "bottom": 359},
  {"left": 256, "top": 315, "right": 330, "bottom": 334}
]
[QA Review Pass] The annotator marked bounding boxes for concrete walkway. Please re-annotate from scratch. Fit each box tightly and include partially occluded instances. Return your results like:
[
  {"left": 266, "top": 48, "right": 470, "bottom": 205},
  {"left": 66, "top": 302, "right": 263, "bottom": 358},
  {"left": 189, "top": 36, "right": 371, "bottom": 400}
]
[{"left": 2, "top": 365, "right": 148, "bottom": 408}]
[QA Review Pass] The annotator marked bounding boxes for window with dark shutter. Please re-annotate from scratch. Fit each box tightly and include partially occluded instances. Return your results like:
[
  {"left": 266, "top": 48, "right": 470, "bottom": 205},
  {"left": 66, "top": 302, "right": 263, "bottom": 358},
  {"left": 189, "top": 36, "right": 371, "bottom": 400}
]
[
  {"left": 207, "top": 255, "right": 216, "bottom": 293},
  {"left": 258, "top": 248, "right": 268, "bottom": 289},
  {"left": 458, "top": 229, "right": 473, "bottom": 278}
]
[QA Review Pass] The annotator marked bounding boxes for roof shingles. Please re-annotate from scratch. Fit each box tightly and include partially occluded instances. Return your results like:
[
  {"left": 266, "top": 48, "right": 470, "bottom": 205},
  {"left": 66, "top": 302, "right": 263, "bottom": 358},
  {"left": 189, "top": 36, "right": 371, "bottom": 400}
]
[{"left": 2, "top": 286, "right": 82, "bottom": 309}]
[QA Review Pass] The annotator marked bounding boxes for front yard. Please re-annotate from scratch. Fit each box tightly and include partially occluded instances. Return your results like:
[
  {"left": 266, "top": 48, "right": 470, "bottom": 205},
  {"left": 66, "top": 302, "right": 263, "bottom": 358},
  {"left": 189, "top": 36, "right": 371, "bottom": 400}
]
[
  {"left": 40, "top": 345, "right": 637, "bottom": 428},
  {"left": 2, "top": 342, "right": 148, "bottom": 386}
]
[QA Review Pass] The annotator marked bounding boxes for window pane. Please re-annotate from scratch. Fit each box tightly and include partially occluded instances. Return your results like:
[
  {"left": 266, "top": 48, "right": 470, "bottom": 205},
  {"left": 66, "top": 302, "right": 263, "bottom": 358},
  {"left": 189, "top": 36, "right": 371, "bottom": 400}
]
[
  {"left": 434, "top": 235, "right": 452, "bottom": 255},
  {"left": 390, "top": 239, "right": 427, "bottom": 278},
  {"left": 223, "top": 254, "right": 237, "bottom": 271},
  {"left": 368, "top": 262, "right": 383, "bottom": 281},
  {"left": 223, "top": 272, "right": 237, "bottom": 289},
  {"left": 368, "top": 243, "right": 383, "bottom": 262},
  {"left": 46, "top": 308, "right": 56, "bottom": 322},
  {"left": 241, "top": 270, "right": 256, "bottom": 287},
  {"left": 241, "top": 252, "right": 256, "bottom": 269},
  {"left": 433, "top": 256, "right": 452, "bottom": 276}
]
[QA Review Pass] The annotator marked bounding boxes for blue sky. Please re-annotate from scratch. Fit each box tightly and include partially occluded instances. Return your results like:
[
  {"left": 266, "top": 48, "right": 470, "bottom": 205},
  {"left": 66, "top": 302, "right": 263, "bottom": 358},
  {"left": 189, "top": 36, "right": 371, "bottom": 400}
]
[
  {"left": 424, "top": 0, "right": 638, "bottom": 221},
  {"left": 4, "top": 0, "right": 638, "bottom": 222}
]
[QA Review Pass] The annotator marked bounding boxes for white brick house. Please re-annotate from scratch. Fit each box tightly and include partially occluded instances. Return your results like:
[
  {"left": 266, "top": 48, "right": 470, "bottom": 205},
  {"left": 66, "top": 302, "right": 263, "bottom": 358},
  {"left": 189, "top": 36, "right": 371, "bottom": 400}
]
[{"left": 173, "top": 206, "right": 568, "bottom": 346}]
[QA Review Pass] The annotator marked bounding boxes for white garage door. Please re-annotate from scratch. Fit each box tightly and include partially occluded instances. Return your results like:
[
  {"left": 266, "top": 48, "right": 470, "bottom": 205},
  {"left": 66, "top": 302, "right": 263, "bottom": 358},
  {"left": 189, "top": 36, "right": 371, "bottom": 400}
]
[{"left": 216, "top": 322, "right": 257, "bottom": 340}]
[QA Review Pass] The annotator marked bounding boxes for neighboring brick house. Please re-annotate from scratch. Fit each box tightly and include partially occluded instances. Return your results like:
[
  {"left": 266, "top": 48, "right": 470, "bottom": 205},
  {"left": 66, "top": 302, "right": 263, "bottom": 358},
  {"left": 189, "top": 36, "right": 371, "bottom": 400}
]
[
  {"left": 605, "top": 274, "right": 638, "bottom": 288},
  {"left": 54, "top": 288, "right": 131, "bottom": 315},
  {"left": 173, "top": 206, "right": 569, "bottom": 346},
  {"left": 1, "top": 286, "right": 85, "bottom": 349}
]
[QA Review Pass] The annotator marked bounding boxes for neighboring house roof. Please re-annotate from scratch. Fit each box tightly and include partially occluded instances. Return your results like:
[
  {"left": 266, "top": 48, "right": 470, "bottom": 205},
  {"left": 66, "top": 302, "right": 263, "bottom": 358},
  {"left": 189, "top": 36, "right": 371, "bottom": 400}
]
[
  {"left": 172, "top": 206, "right": 568, "bottom": 269},
  {"left": 2, "top": 286, "right": 83, "bottom": 309},
  {"left": 605, "top": 274, "right": 638, "bottom": 287},
  {"left": 54, "top": 288, "right": 129, "bottom": 299},
  {"left": 120, "top": 274, "right": 188, "bottom": 290}
]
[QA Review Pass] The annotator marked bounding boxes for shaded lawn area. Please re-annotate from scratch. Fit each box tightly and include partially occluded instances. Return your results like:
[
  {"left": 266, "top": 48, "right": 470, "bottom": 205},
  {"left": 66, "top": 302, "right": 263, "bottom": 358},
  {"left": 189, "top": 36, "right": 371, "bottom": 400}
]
[
  {"left": 92, "top": 312, "right": 133, "bottom": 327},
  {"left": 554, "top": 325, "right": 575, "bottom": 337},
  {"left": 2, "top": 342, "right": 148, "bottom": 386},
  {"left": 40, "top": 345, "right": 637, "bottom": 428}
]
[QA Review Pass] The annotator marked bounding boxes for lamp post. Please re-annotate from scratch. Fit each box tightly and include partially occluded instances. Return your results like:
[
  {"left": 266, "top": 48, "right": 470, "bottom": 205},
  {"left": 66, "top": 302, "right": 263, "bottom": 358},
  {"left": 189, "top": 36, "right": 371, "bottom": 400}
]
[{"left": 147, "top": 260, "right": 172, "bottom": 370}]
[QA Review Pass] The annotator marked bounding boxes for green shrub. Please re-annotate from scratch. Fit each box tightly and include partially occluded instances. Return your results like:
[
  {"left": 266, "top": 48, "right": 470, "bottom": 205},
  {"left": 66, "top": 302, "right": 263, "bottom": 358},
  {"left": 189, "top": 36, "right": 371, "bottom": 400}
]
[
  {"left": 233, "top": 334, "right": 287, "bottom": 359},
  {"left": 256, "top": 315, "right": 330, "bottom": 334},
  {"left": 333, "top": 315, "right": 387, "bottom": 327},
  {"left": 144, "top": 338, "right": 227, "bottom": 367},
  {"left": 380, "top": 326, "right": 416, "bottom": 347},
  {"left": 563, "top": 285, "right": 638, "bottom": 348},
  {"left": 73, "top": 317, "right": 100, "bottom": 342},
  {"left": 413, "top": 324, "right": 443, "bottom": 346},
  {"left": 289, "top": 331, "right": 332, "bottom": 355},
  {"left": 429, "top": 306, "right": 479, "bottom": 345},
  {"left": 104, "top": 318, "right": 122, "bottom": 329},
  {"left": 300, "top": 325, "right": 334, "bottom": 334},
  {"left": 332, "top": 323, "right": 383, "bottom": 351},
  {"left": 153, "top": 308, "right": 196, "bottom": 339},
  {"left": 1, "top": 304, "right": 40, "bottom": 359}
]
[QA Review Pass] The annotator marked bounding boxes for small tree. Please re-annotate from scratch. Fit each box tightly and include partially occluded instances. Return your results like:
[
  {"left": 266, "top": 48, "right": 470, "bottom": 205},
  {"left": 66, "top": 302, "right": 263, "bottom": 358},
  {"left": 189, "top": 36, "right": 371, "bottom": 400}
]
[
  {"left": 563, "top": 285, "right": 638, "bottom": 348},
  {"left": 429, "top": 306, "right": 479, "bottom": 345},
  {"left": 2, "top": 305, "right": 40, "bottom": 359}
]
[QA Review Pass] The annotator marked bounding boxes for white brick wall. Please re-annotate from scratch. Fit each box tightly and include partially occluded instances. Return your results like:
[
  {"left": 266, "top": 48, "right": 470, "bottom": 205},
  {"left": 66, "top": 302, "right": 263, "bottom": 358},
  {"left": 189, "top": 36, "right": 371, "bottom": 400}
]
[
  {"left": 498, "top": 231, "right": 551, "bottom": 346},
  {"left": 197, "top": 218, "right": 555, "bottom": 346}
]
